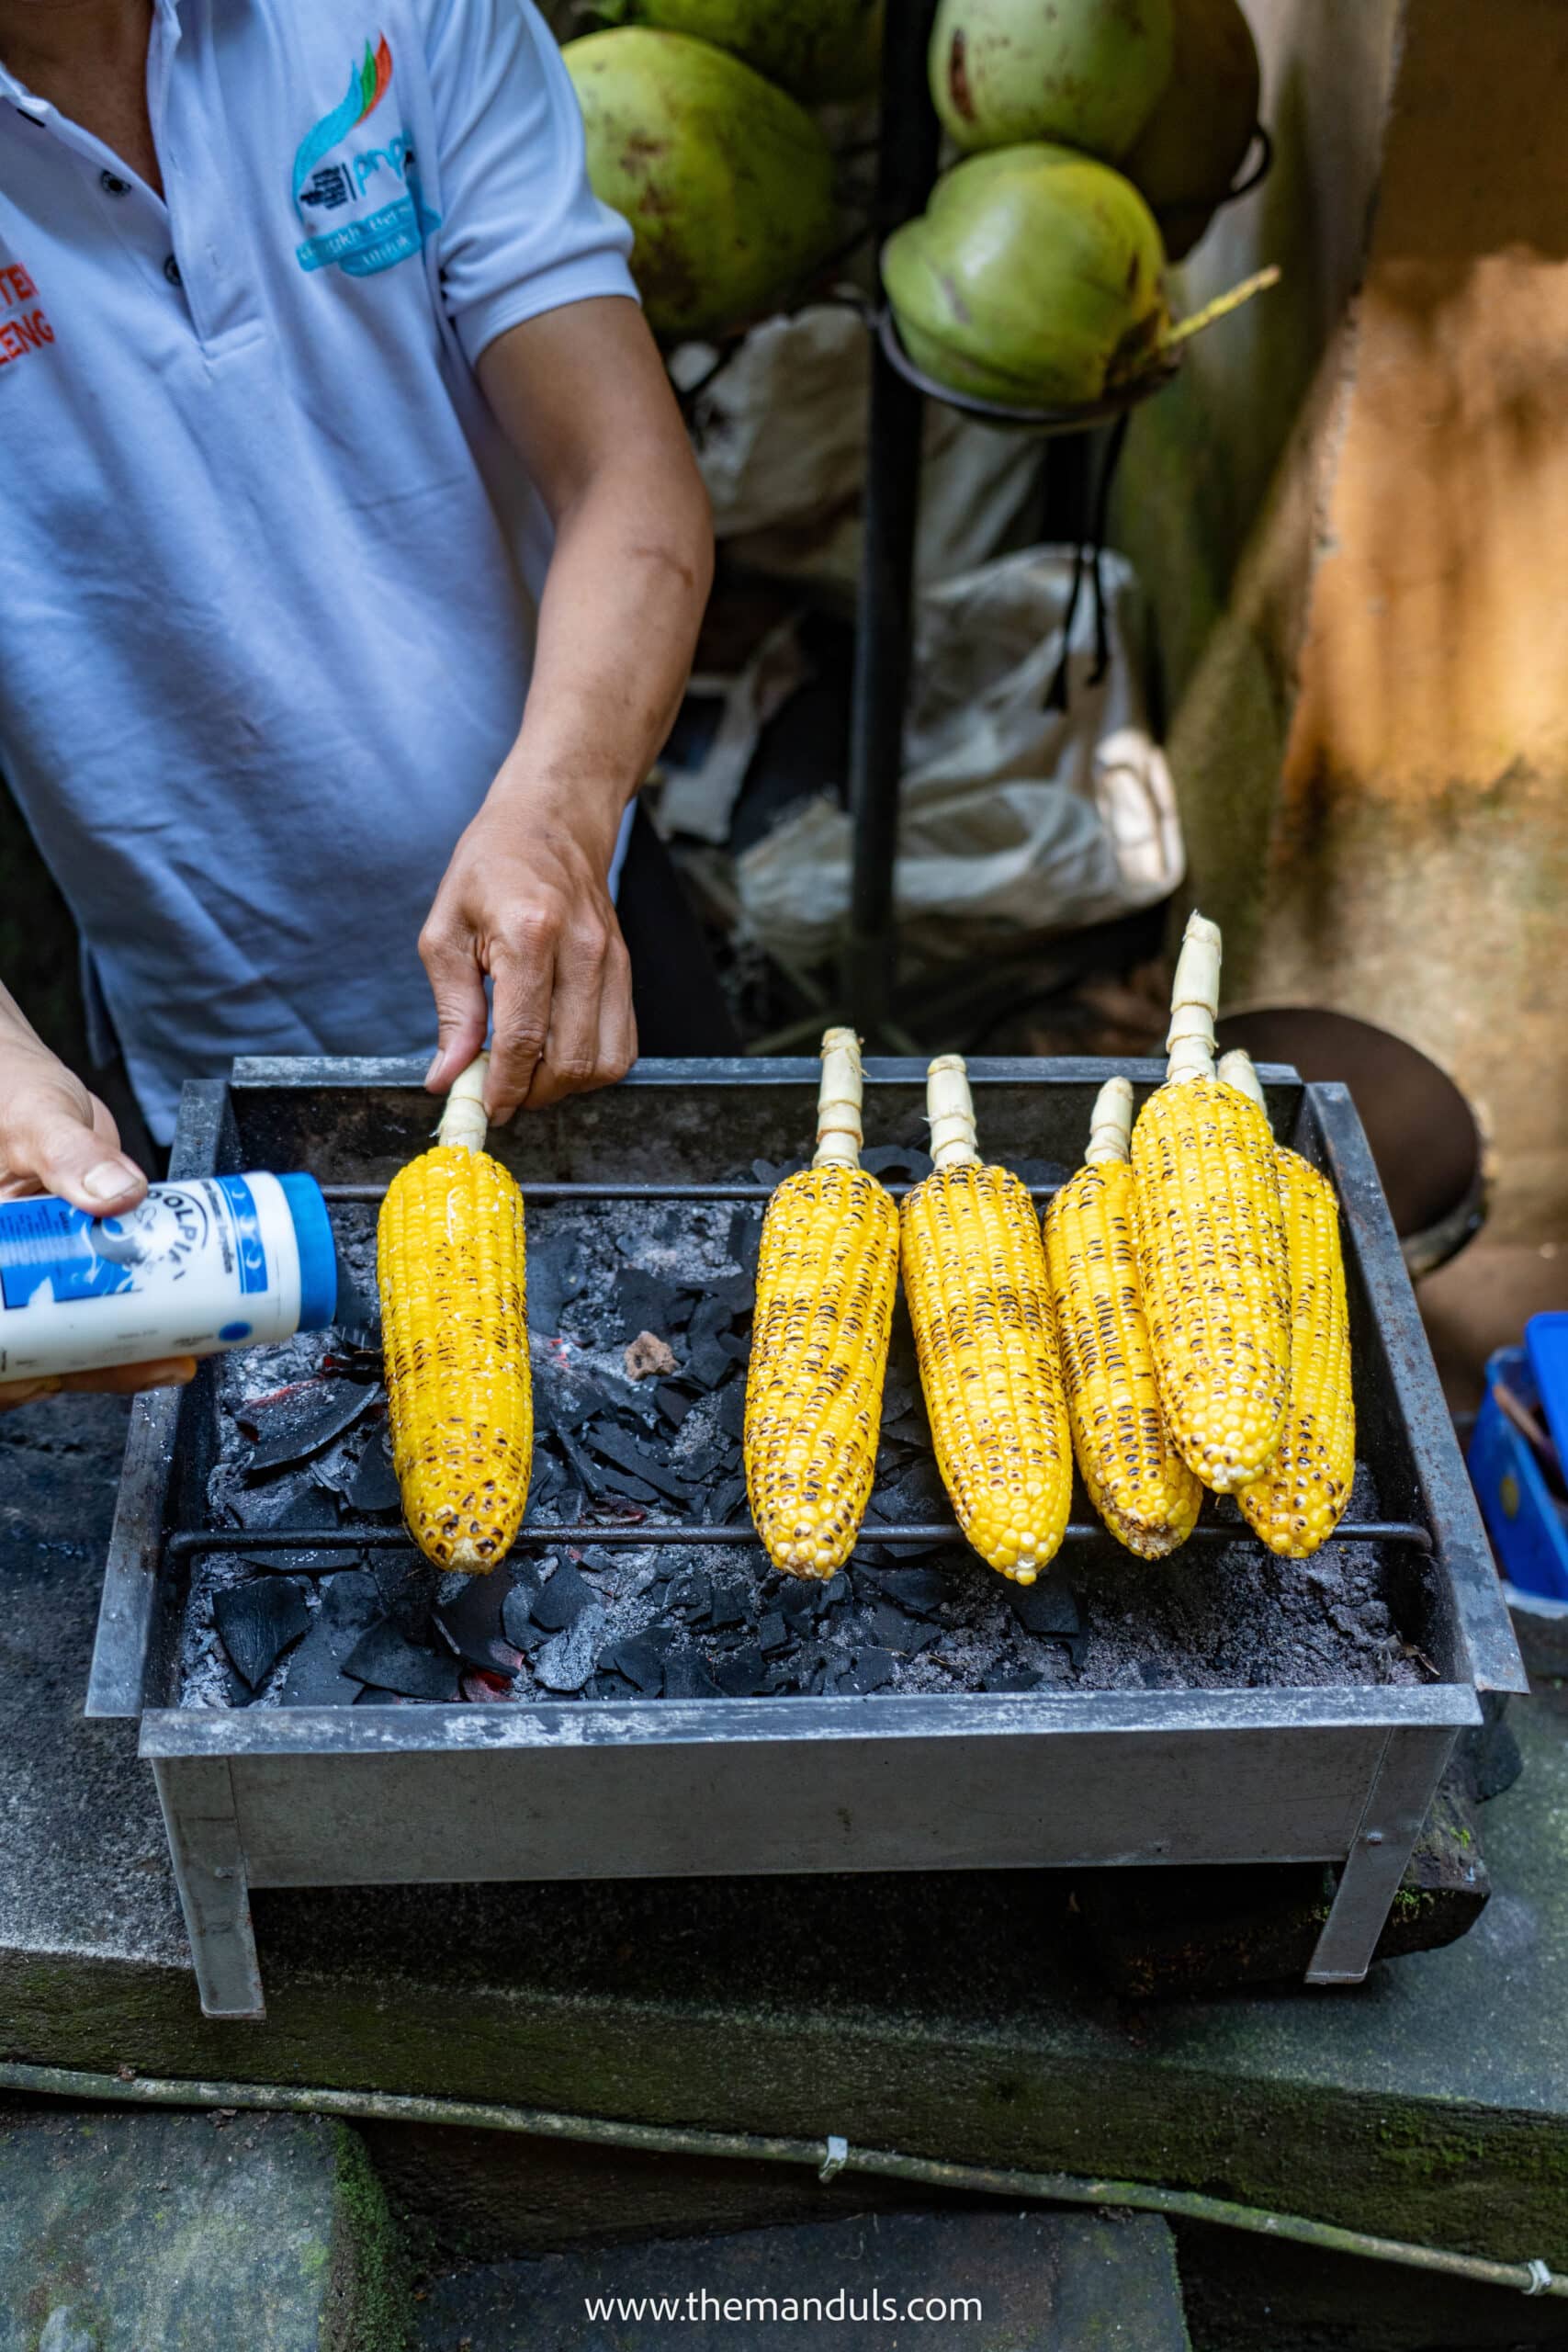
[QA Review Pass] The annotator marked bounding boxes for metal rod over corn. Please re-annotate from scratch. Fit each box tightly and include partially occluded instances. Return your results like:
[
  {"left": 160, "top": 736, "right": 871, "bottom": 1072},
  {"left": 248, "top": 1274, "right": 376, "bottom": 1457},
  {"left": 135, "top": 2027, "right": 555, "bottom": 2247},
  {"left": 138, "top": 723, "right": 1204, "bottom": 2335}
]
[
  {"left": 378, "top": 1052, "right": 533, "bottom": 1572},
  {"left": 902, "top": 1056, "right": 1072, "bottom": 1582},
  {"left": 744, "top": 1029, "right": 899, "bottom": 1579},
  {"left": 1220, "top": 1050, "right": 1356, "bottom": 1557},
  {"left": 1044, "top": 1076, "right": 1201, "bottom": 1559},
  {"left": 1132, "top": 913, "right": 1291, "bottom": 1490}
]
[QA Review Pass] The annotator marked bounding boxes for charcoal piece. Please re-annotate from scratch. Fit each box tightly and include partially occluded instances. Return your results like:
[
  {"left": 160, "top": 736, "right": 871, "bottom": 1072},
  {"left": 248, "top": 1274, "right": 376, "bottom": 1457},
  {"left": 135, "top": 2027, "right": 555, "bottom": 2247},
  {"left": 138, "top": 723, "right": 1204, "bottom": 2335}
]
[
  {"left": 341, "top": 1620, "right": 461, "bottom": 1701},
  {"left": 613, "top": 1268, "right": 699, "bottom": 1340},
  {"left": 547, "top": 1380, "right": 615, "bottom": 1436},
  {"left": 318, "top": 1566, "right": 382, "bottom": 1643},
  {"left": 213, "top": 1578, "right": 310, "bottom": 1690},
  {"left": 347, "top": 1439, "right": 400, "bottom": 1515},
  {"left": 751, "top": 1158, "right": 782, "bottom": 1185},
  {"left": 866, "top": 1603, "right": 936, "bottom": 1657},
  {"left": 708, "top": 1271, "right": 756, "bottom": 1315},
  {"left": 530, "top": 1559, "right": 593, "bottom": 1631},
  {"left": 277, "top": 1594, "right": 370, "bottom": 1708},
  {"left": 1007, "top": 1156, "right": 1067, "bottom": 1194},
  {"left": 984, "top": 1668, "right": 1044, "bottom": 1693},
  {"left": 244, "top": 1544, "right": 361, "bottom": 1578},
  {"left": 885, "top": 1405, "right": 933, "bottom": 1446},
  {"left": 669, "top": 1570, "right": 712, "bottom": 1620},
  {"left": 683, "top": 1336, "right": 732, "bottom": 1390},
  {"left": 583, "top": 1424, "right": 693, "bottom": 1503},
  {"left": 705, "top": 1476, "right": 748, "bottom": 1528},
  {"left": 369, "top": 1551, "right": 438, "bottom": 1640},
  {"left": 727, "top": 1207, "right": 761, "bottom": 1271},
  {"left": 714, "top": 1645, "right": 766, "bottom": 1696},
  {"left": 533, "top": 1607, "right": 606, "bottom": 1693},
  {"left": 551, "top": 1424, "right": 604, "bottom": 1498},
  {"left": 527, "top": 1238, "right": 587, "bottom": 1335},
  {"left": 242, "top": 1378, "right": 379, "bottom": 1471},
  {"left": 679, "top": 1437, "right": 725, "bottom": 1488},
  {"left": 713, "top": 1385, "right": 748, "bottom": 1442},
  {"left": 757, "top": 1611, "right": 788, "bottom": 1655},
  {"left": 264, "top": 1487, "right": 346, "bottom": 1536},
  {"left": 717, "top": 1332, "right": 750, "bottom": 1366},
  {"left": 594, "top": 1468, "right": 659, "bottom": 1506},
  {"left": 779, "top": 1584, "right": 817, "bottom": 1632},
  {"left": 847, "top": 1647, "right": 896, "bottom": 1692},
  {"left": 663, "top": 1654, "right": 723, "bottom": 1701},
  {"left": 603, "top": 1634, "right": 665, "bottom": 1694},
  {"left": 434, "top": 1576, "right": 512, "bottom": 1672},
  {"left": 462, "top": 1668, "right": 518, "bottom": 1703},
  {"left": 861, "top": 1145, "right": 933, "bottom": 1185},
  {"left": 686, "top": 1295, "right": 733, "bottom": 1351},
  {"left": 584, "top": 1675, "right": 628, "bottom": 1701},
  {"left": 879, "top": 1377, "right": 916, "bottom": 1424},
  {"left": 1010, "top": 1580, "right": 1081, "bottom": 1638},
  {"left": 355, "top": 1685, "right": 416, "bottom": 1707},
  {"left": 707, "top": 1577, "right": 750, "bottom": 1630},
  {"left": 865, "top": 1567, "right": 951, "bottom": 1618},
  {"left": 656, "top": 1385, "right": 694, "bottom": 1430}
]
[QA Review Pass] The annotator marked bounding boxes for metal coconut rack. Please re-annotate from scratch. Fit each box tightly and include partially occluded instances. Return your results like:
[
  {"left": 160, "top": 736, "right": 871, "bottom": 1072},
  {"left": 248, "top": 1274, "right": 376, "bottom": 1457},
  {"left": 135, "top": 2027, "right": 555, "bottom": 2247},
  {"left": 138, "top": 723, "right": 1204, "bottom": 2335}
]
[{"left": 88, "top": 1056, "right": 1524, "bottom": 2020}]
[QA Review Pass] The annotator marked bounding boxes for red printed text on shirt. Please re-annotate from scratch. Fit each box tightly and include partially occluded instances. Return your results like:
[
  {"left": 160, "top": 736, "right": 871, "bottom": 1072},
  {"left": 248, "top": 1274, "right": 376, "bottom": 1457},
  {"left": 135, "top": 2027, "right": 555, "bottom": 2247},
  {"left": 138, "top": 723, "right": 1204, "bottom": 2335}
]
[{"left": 0, "top": 262, "right": 54, "bottom": 366}]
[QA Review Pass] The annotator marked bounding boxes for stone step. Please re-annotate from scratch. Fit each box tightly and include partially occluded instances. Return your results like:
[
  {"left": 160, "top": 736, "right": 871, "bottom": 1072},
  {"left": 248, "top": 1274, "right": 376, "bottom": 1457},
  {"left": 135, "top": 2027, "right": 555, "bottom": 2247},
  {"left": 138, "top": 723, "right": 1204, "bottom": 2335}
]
[
  {"left": 0, "top": 2106, "right": 409, "bottom": 2352},
  {"left": 414, "top": 2210, "right": 1190, "bottom": 2351}
]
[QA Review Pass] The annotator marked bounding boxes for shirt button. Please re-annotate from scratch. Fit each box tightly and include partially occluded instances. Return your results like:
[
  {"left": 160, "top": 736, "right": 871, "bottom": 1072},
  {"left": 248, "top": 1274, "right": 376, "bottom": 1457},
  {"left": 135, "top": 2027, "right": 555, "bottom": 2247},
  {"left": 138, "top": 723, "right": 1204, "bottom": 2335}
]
[
  {"left": 99, "top": 169, "right": 130, "bottom": 196},
  {"left": 163, "top": 253, "right": 182, "bottom": 287}
]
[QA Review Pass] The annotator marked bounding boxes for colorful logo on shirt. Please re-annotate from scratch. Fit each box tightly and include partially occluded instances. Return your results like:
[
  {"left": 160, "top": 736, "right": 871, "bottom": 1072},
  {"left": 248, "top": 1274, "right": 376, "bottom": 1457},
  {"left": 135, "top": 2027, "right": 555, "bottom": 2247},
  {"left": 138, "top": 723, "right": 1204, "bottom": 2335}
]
[{"left": 290, "top": 35, "right": 439, "bottom": 280}]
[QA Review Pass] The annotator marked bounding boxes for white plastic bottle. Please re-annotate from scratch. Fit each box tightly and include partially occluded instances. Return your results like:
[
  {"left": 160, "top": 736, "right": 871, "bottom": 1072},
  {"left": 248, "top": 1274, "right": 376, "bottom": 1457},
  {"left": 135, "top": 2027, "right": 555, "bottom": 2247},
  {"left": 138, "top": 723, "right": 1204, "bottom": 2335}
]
[{"left": 0, "top": 1173, "right": 338, "bottom": 1380}]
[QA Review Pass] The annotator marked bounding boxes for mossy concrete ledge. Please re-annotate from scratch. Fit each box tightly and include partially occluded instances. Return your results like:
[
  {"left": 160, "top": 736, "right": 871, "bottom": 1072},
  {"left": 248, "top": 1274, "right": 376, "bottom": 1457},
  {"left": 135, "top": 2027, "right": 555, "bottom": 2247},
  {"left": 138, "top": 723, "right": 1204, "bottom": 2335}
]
[
  {"left": 0, "top": 2106, "right": 412, "bottom": 2352},
  {"left": 5, "top": 1402, "right": 1568, "bottom": 2285}
]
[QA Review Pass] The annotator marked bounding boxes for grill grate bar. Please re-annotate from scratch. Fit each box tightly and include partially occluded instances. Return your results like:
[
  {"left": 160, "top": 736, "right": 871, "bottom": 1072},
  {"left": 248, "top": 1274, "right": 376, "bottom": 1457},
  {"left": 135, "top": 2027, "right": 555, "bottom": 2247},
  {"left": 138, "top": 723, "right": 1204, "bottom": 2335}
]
[
  {"left": 168, "top": 1518, "right": 1435, "bottom": 1558},
  {"left": 321, "top": 1181, "right": 1062, "bottom": 1204}
]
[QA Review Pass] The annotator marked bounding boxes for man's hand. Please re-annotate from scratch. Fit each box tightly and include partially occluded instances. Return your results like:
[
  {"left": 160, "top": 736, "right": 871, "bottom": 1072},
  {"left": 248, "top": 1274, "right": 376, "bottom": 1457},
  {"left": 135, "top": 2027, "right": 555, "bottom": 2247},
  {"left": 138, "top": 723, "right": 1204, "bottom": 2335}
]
[
  {"left": 0, "top": 1005, "right": 195, "bottom": 1410},
  {"left": 422, "top": 298, "right": 712, "bottom": 1125},
  {"left": 420, "top": 786, "right": 636, "bottom": 1119}
]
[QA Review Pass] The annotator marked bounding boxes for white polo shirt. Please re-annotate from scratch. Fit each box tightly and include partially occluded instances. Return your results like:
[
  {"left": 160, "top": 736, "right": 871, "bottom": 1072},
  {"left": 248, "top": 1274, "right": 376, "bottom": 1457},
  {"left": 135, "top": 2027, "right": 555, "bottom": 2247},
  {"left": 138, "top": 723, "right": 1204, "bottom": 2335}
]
[{"left": 0, "top": 0, "right": 636, "bottom": 1138}]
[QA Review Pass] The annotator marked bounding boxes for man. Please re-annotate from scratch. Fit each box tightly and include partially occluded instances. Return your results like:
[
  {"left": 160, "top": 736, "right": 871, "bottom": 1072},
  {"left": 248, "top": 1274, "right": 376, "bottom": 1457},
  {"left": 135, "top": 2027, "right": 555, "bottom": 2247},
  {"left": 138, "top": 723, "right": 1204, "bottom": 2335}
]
[{"left": 0, "top": 0, "right": 717, "bottom": 1405}]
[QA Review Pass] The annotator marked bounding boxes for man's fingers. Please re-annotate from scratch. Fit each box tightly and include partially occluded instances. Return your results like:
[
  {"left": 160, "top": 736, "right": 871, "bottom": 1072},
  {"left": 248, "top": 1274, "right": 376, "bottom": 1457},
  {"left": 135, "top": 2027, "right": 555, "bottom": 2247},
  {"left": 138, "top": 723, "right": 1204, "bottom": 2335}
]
[
  {"left": 486, "top": 934, "right": 557, "bottom": 1122},
  {"left": 525, "top": 928, "right": 636, "bottom": 1111},
  {"left": 522, "top": 919, "right": 611, "bottom": 1112},
  {"left": 418, "top": 922, "right": 490, "bottom": 1095},
  {"left": 17, "top": 1102, "right": 145, "bottom": 1215},
  {"left": 0, "top": 1357, "right": 196, "bottom": 1415}
]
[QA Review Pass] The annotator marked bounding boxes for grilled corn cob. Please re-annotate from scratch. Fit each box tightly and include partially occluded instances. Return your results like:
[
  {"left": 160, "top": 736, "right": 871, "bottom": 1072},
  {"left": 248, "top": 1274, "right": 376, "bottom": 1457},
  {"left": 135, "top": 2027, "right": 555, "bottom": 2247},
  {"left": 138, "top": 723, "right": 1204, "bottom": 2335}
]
[
  {"left": 1131, "top": 912, "right": 1291, "bottom": 1490},
  {"left": 1044, "top": 1076, "right": 1202, "bottom": 1559},
  {"left": 744, "top": 1029, "right": 898, "bottom": 1579},
  {"left": 902, "top": 1057, "right": 1072, "bottom": 1581},
  {"left": 1220, "top": 1050, "right": 1355, "bottom": 1556},
  {"left": 378, "top": 1052, "right": 532, "bottom": 1571}
]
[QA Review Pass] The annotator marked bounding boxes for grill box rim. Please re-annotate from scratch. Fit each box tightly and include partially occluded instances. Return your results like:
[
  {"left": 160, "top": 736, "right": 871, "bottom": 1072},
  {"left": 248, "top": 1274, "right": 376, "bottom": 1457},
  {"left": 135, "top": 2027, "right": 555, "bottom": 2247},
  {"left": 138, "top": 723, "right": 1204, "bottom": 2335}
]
[{"left": 83, "top": 1055, "right": 1525, "bottom": 2017}]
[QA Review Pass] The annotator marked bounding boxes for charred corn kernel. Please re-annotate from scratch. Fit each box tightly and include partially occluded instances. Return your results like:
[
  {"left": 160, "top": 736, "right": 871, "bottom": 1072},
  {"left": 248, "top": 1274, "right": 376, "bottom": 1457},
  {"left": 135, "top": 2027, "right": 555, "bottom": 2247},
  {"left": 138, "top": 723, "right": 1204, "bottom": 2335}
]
[
  {"left": 1132, "top": 913, "right": 1292, "bottom": 1491},
  {"left": 745, "top": 1030, "right": 897, "bottom": 1579},
  {"left": 1217, "top": 1055, "right": 1356, "bottom": 1558},
  {"left": 901, "top": 1057, "right": 1072, "bottom": 1582},
  {"left": 378, "top": 1056, "right": 532, "bottom": 1572},
  {"left": 1044, "top": 1078, "right": 1201, "bottom": 1559}
]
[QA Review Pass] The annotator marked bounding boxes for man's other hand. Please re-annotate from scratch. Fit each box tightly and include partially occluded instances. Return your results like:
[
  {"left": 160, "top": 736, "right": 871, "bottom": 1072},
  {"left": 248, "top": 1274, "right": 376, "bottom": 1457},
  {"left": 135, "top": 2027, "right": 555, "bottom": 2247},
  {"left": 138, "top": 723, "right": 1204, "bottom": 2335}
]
[
  {"left": 0, "top": 1035, "right": 147, "bottom": 1214},
  {"left": 420, "top": 790, "right": 636, "bottom": 1121}
]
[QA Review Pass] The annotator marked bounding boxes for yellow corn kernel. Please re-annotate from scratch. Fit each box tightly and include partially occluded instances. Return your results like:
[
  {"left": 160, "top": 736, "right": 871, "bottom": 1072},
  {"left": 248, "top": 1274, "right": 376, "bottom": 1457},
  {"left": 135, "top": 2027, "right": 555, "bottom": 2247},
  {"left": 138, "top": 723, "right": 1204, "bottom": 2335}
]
[
  {"left": 1044, "top": 1153, "right": 1201, "bottom": 1559},
  {"left": 378, "top": 1131, "right": 532, "bottom": 1574},
  {"left": 1132, "top": 1072, "right": 1291, "bottom": 1490},
  {"left": 745, "top": 1164, "right": 898, "bottom": 1579},
  {"left": 902, "top": 1135, "right": 1072, "bottom": 1583},
  {"left": 1238, "top": 1150, "right": 1355, "bottom": 1557}
]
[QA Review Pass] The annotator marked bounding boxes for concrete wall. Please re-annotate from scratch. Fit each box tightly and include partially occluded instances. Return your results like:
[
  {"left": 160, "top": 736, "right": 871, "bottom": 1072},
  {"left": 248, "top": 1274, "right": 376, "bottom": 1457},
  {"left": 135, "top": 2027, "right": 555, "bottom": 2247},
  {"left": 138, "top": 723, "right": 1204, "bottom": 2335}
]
[{"left": 1118, "top": 0, "right": 1568, "bottom": 1237}]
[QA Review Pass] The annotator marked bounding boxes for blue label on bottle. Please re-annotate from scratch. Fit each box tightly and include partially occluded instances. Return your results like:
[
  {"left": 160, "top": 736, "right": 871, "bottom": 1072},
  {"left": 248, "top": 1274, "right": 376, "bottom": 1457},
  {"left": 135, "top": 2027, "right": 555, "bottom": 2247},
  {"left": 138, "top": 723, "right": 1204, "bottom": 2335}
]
[
  {"left": 0, "top": 1198, "right": 137, "bottom": 1308},
  {"left": 219, "top": 1176, "right": 270, "bottom": 1296}
]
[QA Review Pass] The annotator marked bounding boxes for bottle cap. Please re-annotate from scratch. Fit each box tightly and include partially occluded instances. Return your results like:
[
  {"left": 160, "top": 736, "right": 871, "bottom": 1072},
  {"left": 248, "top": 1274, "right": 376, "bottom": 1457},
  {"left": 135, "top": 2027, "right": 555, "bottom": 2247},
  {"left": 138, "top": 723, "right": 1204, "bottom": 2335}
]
[{"left": 277, "top": 1174, "right": 337, "bottom": 1332}]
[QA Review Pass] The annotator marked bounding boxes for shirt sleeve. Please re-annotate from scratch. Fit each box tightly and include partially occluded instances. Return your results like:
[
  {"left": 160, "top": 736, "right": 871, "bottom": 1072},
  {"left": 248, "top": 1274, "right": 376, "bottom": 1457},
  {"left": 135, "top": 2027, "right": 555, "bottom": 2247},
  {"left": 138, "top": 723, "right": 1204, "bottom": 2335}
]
[{"left": 420, "top": 0, "right": 638, "bottom": 367}]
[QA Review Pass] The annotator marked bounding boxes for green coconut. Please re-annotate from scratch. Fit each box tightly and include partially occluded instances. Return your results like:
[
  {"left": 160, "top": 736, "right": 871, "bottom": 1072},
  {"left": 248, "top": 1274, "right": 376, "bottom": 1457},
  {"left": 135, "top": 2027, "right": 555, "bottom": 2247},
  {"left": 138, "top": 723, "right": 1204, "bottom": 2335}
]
[
  {"left": 883, "top": 144, "right": 1169, "bottom": 409},
  {"left": 599, "top": 0, "right": 884, "bottom": 103},
  {"left": 1124, "top": 0, "right": 1261, "bottom": 260},
  {"left": 564, "top": 28, "right": 839, "bottom": 340},
  {"left": 928, "top": 0, "right": 1175, "bottom": 163}
]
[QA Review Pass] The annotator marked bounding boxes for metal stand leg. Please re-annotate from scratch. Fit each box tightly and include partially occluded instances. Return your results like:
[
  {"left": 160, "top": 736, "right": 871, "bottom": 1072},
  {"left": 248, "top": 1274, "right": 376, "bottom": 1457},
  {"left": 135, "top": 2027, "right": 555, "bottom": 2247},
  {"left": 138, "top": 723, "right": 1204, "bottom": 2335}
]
[
  {"left": 843, "top": 0, "right": 941, "bottom": 1044},
  {"left": 1306, "top": 1727, "right": 1457, "bottom": 1984},
  {"left": 152, "top": 1755, "right": 265, "bottom": 2019}
]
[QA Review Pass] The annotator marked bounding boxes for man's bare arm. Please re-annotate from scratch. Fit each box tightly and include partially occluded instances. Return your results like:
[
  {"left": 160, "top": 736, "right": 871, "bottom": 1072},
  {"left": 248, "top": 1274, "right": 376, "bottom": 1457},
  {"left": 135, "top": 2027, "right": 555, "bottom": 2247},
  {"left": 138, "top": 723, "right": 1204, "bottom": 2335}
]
[{"left": 420, "top": 295, "right": 714, "bottom": 1119}]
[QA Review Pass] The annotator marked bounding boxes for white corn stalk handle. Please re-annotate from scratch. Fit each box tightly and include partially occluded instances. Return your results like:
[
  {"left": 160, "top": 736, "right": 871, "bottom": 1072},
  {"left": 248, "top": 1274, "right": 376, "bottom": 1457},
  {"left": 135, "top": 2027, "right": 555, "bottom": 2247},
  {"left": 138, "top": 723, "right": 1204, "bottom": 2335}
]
[
  {"left": 927, "top": 1055, "right": 981, "bottom": 1170},
  {"left": 1165, "top": 910, "right": 1223, "bottom": 1085},
  {"left": 1084, "top": 1075, "right": 1134, "bottom": 1166},
  {"left": 436, "top": 1052, "right": 491, "bottom": 1153},
  {"left": 1218, "top": 1047, "right": 1270, "bottom": 1121},
  {"left": 813, "top": 1028, "right": 865, "bottom": 1170}
]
